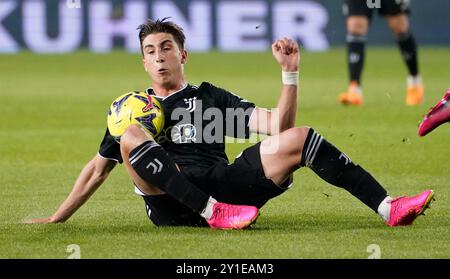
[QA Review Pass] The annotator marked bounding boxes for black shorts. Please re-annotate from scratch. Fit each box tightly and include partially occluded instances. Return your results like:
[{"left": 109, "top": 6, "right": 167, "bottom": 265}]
[
  {"left": 343, "top": 0, "right": 410, "bottom": 19},
  {"left": 142, "top": 142, "right": 292, "bottom": 227}
]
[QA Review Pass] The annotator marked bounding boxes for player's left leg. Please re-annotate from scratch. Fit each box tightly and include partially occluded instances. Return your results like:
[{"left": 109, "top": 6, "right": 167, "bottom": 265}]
[
  {"left": 260, "top": 127, "right": 387, "bottom": 211},
  {"left": 259, "top": 126, "right": 434, "bottom": 226},
  {"left": 385, "top": 12, "right": 423, "bottom": 105},
  {"left": 120, "top": 124, "right": 260, "bottom": 229}
]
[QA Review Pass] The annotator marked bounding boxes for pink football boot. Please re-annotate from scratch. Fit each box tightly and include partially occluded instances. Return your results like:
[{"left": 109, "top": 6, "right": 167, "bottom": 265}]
[
  {"left": 387, "top": 190, "right": 435, "bottom": 227},
  {"left": 418, "top": 89, "right": 450, "bottom": 136},
  {"left": 207, "top": 202, "right": 260, "bottom": 230}
]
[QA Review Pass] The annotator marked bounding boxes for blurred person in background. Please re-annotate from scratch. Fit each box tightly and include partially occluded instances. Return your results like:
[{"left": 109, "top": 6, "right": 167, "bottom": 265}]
[{"left": 339, "top": 0, "right": 423, "bottom": 106}]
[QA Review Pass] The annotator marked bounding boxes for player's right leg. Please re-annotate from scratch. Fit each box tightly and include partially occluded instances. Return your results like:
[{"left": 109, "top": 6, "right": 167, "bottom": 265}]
[
  {"left": 120, "top": 124, "right": 259, "bottom": 229},
  {"left": 339, "top": 0, "right": 371, "bottom": 106}
]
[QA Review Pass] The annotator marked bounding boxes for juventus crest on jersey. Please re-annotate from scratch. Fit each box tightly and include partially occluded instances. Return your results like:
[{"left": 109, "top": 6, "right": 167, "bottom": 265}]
[{"left": 184, "top": 97, "right": 197, "bottom": 112}]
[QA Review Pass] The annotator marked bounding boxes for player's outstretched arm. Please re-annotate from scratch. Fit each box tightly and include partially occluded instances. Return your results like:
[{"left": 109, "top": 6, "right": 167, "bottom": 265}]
[
  {"left": 249, "top": 38, "right": 300, "bottom": 135},
  {"left": 24, "top": 154, "right": 117, "bottom": 224}
]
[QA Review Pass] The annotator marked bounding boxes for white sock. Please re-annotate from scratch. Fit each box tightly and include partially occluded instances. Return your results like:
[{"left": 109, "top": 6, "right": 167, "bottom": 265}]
[
  {"left": 407, "top": 75, "right": 422, "bottom": 87},
  {"left": 200, "top": 196, "right": 217, "bottom": 220},
  {"left": 377, "top": 196, "right": 393, "bottom": 222},
  {"left": 349, "top": 84, "right": 362, "bottom": 95}
]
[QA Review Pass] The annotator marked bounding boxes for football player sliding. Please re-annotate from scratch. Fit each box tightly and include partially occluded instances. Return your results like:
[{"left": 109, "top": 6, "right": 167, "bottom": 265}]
[{"left": 26, "top": 18, "right": 434, "bottom": 229}]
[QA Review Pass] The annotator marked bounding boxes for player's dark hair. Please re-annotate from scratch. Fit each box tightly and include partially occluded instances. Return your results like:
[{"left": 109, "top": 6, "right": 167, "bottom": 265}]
[{"left": 137, "top": 17, "right": 185, "bottom": 56}]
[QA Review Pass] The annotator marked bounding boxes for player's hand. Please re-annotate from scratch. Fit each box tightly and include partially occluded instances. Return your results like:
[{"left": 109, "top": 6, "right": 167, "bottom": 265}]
[
  {"left": 272, "top": 37, "right": 300, "bottom": 72},
  {"left": 23, "top": 217, "right": 57, "bottom": 224}
]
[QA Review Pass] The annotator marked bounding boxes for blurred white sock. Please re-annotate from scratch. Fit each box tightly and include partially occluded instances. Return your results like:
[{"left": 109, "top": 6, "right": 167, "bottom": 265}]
[
  {"left": 349, "top": 82, "right": 362, "bottom": 95},
  {"left": 407, "top": 75, "right": 422, "bottom": 87},
  {"left": 377, "top": 196, "right": 393, "bottom": 222},
  {"left": 200, "top": 196, "right": 217, "bottom": 220}
]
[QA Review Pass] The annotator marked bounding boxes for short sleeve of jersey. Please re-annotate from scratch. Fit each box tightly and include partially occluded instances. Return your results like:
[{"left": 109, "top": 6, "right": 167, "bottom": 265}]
[
  {"left": 98, "top": 128, "right": 123, "bottom": 163},
  {"left": 203, "top": 82, "right": 256, "bottom": 138}
]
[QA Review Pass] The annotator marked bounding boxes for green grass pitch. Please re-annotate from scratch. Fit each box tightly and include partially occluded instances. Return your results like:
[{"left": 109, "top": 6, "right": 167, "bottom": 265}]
[{"left": 1, "top": 48, "right": 449, "bottom": 258}]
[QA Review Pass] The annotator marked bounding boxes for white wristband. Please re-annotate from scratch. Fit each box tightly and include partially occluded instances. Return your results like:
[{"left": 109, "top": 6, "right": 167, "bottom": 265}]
[{"left": 282, "top": 71, "right": 299, "bottom": 85}]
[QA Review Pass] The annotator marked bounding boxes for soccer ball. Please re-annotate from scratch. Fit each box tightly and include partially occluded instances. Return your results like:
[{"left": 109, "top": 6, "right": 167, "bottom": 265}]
[{"left": 107, "top": 92, "right": 164, "bottom": 142}]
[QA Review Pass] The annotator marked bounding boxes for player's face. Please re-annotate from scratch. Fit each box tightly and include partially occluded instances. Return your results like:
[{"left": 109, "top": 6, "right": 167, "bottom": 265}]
[{"left": 142, "top": 33, "right": 187, "bottom": 90}]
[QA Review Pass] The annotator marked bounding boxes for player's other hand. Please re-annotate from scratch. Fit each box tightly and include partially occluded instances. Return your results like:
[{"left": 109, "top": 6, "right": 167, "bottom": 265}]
[{"left": 272, "top": 37, "right": 300, "bottom": 72}]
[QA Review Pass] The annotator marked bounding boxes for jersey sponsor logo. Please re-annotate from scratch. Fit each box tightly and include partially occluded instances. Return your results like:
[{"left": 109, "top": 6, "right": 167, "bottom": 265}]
[
  {"left": 184, "top": 97, "right": 197, "bottom": 112},
  {"left": 171, "top": 124, "right": 197, "bottom": 143},
  {"left": 154, "top": 126, "right": 172, "bottom": 144}
]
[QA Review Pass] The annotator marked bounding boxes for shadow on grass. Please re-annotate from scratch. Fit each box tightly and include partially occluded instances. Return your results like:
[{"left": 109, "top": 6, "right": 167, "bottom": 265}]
[{"left": 14, "top": 211, "right": 386, "bottom": 238}]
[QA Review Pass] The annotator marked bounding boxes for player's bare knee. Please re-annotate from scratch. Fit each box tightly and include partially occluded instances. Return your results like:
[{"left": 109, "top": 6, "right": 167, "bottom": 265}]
[
  {"left": 281, "top": 127, "right": 310, "bottom": 153},
  {"left": 120, "top": 124, "right": 154, "bottom": 153},
  {"left": 386, "top": 15, "right": 409, "bottom": 35},
  {"left": 285, "top": 126, "right": 310, "bottom": 139},
  {"left": 347, "top": 16, "right": 368, "bottom": 35},
  {"left": 390, "top": 24, "right": 409, "bottom": 35}
]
